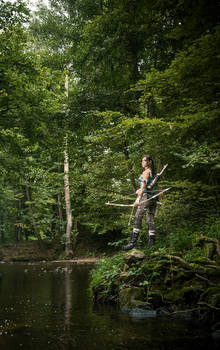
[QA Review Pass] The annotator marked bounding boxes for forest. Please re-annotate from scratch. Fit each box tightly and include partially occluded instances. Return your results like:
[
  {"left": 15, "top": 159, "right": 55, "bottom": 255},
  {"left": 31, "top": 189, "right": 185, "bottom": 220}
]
[{"left": 0, "top": 0, "right": 219, "bottom": 261}]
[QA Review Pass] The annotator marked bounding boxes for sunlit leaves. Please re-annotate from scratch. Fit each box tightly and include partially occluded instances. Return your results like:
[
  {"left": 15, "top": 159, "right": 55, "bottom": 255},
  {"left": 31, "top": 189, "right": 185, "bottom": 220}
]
[{"left": 0, "top": 0, "right": 29, "bottom": 29}]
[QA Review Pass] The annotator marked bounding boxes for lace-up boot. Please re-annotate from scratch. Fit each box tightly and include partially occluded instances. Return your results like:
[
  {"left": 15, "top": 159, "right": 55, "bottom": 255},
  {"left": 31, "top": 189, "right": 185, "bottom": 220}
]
[{"left": 123, "top": 229, "right": 139, "bottom": 250}]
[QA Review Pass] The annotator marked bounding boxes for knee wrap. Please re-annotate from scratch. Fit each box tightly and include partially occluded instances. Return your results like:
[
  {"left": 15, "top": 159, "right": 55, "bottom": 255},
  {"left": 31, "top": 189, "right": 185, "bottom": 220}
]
[{"left": 149, "top": 230, "right": 155, "bottom": 236}]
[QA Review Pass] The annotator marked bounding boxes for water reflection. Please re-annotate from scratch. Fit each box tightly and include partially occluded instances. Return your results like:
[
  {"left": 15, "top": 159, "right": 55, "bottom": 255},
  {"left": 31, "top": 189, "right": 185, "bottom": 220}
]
[
  {"left": 64, "top": 266, "right": 72, "bottom": 327},
  {"left": 0, "top": 262, "right": 218, "bottom": 350}
]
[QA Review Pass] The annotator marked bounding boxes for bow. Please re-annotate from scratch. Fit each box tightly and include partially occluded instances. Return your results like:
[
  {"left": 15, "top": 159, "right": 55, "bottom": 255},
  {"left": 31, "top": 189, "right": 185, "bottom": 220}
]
[
  {"left": 105, "top": 164, "right": 170, "bottom": 226},
  {"left": 106, "top": 187, "right": 171, "bottom": 226},
  {"left": 105, "top": 187, "right": 171, "bottom": 207},
  {"left": 105, "top": 202, "right": 134, "bottom": 207}
]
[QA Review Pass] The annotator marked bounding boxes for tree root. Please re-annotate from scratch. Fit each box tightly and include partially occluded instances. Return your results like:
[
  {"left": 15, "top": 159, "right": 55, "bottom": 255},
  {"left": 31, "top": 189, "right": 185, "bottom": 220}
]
[
  {"left": 197, "top": 302, "right": 220, "bottom": 311},
  {"left": 195, "top": 273, "right": 216, "bottom": 286},
  {"left": 197, "top": 236, "right": 220, "bottom": 257}
]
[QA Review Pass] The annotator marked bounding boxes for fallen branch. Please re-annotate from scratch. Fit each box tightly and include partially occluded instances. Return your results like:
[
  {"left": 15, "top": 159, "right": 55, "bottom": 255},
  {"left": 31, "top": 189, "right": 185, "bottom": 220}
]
[
  {"left": 205, "top": 265, "right": 220, "bottom": 270},
  {"left": 165, "top": 255, "right": 191, "bottom": 270}
]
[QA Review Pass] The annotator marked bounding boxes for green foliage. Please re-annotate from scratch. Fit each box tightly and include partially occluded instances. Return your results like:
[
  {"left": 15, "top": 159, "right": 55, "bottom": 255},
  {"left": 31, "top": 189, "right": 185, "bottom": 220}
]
[
  {"left": 156, "top": 214, "right": 220, "bottom": 261},
  {"left": 0, "top": 0, "right": 219, "bottom": 254},
  {"left": 201, "top": 216, "right": 220, "bottom": 240},
  {"left": 135, "top": 27, "right": 220, "bottom": 184},
  {"left": 0, "top": 0, "right": 29, "bottom": 29},
  {"left": 165, "top": 230, "right": 195, "bottom": 252},
  {"left": 182, "top": 245, "right": 204, "bottom": 262},
  {"left": 108, "top": 238, "right": 128, "bottom": 249},
  {"left": 0, "top": 4, "right": 65, "bottom": 243},
  {"left": 90, "top": 253, "right": 125, "bottom": 299}
]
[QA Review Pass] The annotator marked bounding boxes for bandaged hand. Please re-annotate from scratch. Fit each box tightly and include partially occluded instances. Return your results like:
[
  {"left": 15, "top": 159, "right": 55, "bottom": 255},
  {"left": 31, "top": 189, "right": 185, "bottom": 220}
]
[
  {"left": 134, "top": 196, "right": 141, "bottom": 207},
  {"left": 136, "top": 189, "right": 141, "bottom": 196}
]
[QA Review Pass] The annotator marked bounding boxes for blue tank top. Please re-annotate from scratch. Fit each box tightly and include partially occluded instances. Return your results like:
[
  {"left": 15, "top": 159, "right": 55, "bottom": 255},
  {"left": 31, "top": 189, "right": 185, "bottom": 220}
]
[{"left": 139, "top": 174, "right": 153, "bottom": 193}]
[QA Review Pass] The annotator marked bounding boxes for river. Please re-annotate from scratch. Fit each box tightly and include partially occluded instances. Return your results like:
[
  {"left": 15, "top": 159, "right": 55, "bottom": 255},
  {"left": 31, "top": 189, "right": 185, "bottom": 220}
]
[{"left": 0, "top": 262, "right": 218, "bottom": 350}]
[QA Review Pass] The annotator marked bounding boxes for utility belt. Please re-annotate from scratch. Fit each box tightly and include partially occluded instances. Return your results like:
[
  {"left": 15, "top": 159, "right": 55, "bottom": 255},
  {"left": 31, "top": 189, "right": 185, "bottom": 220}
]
[{"left": 143, "top": 190, "right": 158, "bottom": 200}]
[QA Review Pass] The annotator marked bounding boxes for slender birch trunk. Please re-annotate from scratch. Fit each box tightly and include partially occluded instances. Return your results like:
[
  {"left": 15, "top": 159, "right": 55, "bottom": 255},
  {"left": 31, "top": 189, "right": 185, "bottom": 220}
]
[
  {"left": 64, "top": 73, "right": 73, "bottom": 258},
  {"left": 57, "top": 193, "right": 64, "bottom": 230},
  {"left": 57, "top": 165, "right": 64, "bottom": 236},
  {"left": 64, "top": 135, "right": 73, "bottom": 258}
]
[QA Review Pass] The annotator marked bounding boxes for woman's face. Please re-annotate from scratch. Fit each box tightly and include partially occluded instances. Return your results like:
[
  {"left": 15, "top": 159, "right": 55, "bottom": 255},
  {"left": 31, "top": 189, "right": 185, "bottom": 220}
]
[{"left": 141, "top": 157, "right": 149, "bottom": 167}]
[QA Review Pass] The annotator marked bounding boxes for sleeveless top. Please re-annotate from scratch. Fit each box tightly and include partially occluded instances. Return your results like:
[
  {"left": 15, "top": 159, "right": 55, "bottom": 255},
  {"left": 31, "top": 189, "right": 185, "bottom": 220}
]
[
  {"left": 138, "top": 174, "right": 153, "bottom": 193},
  {"left": 138, "top": 173, "right": 156, "bottom": 199}
]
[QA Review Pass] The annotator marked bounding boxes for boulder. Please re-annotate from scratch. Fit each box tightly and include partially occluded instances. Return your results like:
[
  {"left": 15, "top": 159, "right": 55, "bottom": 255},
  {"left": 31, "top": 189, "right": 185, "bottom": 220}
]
[
  {"left": 119, "top": 287, "right": 144, "bottom": 309},
  {"left": 124, "top": 249, "right": 145, "bottom": 264}
]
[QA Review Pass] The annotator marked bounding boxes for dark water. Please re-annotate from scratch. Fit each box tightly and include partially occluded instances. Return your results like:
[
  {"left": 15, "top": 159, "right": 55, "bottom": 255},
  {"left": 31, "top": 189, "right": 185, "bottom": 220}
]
[{"left": 0, "top": 262, "right": 217, "bottom": 350}]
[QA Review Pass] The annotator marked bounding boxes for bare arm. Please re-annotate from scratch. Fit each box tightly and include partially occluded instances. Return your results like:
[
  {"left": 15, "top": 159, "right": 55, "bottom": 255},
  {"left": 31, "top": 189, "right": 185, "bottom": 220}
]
[{"left": 134, "top": 170, "right": 150, "bottom": 206}]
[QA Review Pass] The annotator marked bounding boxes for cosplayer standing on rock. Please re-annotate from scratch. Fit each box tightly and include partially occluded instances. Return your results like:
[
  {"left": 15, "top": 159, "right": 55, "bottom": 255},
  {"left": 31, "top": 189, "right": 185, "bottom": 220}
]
[{"left": 124, "top": 155, "right": 157, "bottom": 250}]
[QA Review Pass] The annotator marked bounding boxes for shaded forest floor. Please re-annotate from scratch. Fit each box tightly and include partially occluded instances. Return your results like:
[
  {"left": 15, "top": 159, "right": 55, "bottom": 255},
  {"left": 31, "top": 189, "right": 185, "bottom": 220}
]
[
  {"left": 0, "top": 241, "right": 60, "bottom": 262},
  {"left": 0, "top": 235, "right": 115, "bottom": 263}
]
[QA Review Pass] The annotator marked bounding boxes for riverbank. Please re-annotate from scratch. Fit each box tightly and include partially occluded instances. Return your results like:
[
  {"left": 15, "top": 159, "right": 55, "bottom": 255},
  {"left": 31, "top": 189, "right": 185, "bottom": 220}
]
[
  {"left": 90, "top": 236, "right": 220, "bottom": 336},
  {"left": 0, "top": 240, "right": 106, "bottom": 263},
  {"left": 0, "top": 241, "right": 55, "bottom": 262}
]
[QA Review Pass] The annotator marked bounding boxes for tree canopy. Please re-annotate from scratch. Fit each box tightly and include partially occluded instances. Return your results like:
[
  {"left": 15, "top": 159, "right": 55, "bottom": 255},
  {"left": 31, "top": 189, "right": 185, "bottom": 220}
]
[{"left": 0, "top": 0, "right": 219, "bottom": 252}]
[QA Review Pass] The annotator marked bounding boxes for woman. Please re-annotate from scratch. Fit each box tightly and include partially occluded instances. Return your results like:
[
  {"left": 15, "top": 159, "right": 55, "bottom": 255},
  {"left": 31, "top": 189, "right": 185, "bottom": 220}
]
[{"left": 123, "top": 155, "right": 157, "bottom": 250}]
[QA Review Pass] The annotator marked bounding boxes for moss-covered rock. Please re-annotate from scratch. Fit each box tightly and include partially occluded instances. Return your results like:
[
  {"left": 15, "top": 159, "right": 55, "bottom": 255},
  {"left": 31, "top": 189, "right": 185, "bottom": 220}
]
[
  {"left": 202, "top": 286, "right": 220, "bottom": 308},
  {"left": 118, "top": 287, "right": 158, "bottom": 318},
  {"left": 119, "top": 287, "right": 144, "bottom": 308},
  {"left": 90, "top": 237, "right": 220, "bottom": 324},
  {"left": 124, "top": 249, "right": 145, "bottom": 264},
  {"left": 117, "top": 271, "right": 131, "bottom": 283},
  {"left": 196, "top": 235, "right": 220, "bottom": 263}
]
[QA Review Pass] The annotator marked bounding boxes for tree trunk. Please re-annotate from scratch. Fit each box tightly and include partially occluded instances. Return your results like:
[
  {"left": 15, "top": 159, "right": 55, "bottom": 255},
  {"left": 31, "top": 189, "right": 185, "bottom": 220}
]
[
  {"left": 0, "top": 215, "right": 4, "bottom": 243},
  {"left": 64, "top": 135, "right": 73, "bottom": 259},
  {"left": 57, "top": 193, "right": 64, "bottom": 233},
  {"left": 25, "top": 185, "right": 42, "bottom": 244},
  {"left": 57, "top": 163, "right": 65, "bottom": 236},
  {"left": 123, "top": 140, "right": 136, "bottom": 191},
  {"left": 64, "top": 73, "right": 73, "bottom": 259}
]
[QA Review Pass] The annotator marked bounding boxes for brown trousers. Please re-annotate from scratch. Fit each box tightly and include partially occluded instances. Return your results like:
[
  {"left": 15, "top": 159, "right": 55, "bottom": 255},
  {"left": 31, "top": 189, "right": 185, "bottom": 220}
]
[{"left": 133, "top": 193, "right": 157, "bottom": 236}]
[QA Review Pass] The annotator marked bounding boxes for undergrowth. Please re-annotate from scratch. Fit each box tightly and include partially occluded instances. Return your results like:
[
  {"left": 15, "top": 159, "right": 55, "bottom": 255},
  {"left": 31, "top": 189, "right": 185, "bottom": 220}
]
[
  {"left": 90, "top": 215, "right": 220, "bottom": 299},
  {"left": 90, "top": 252, "right": 125, "bottom": 301}
]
